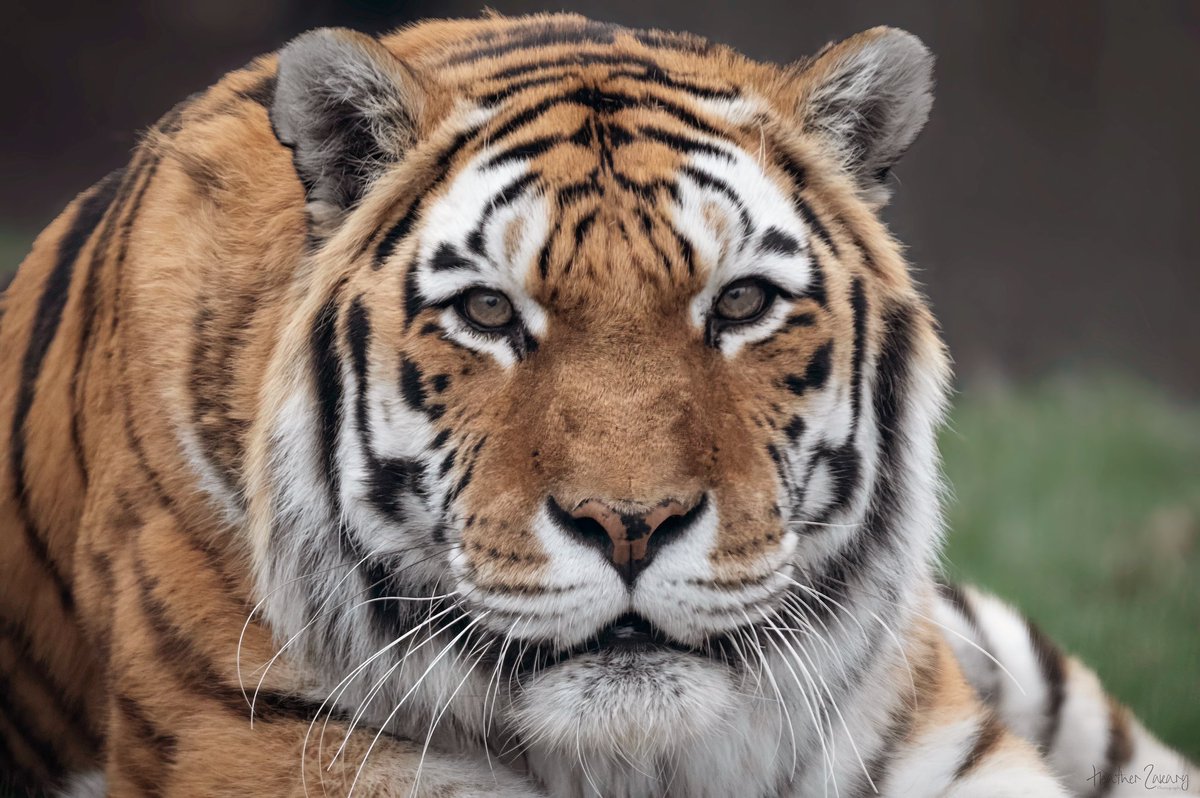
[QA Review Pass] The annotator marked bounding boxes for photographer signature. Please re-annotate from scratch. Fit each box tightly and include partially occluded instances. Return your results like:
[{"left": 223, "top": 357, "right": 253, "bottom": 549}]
[{"left": 1089, "top": 764, "right": 1191, "bottom": 792}]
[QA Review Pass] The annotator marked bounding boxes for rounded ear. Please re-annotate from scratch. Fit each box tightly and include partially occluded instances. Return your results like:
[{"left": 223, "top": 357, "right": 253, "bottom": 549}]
[
  {"left": 271, "top": 28, "right": 425, "bottom": 224},
  {"left": 796, "top": 27, "right": 934, "bottom": 204}
]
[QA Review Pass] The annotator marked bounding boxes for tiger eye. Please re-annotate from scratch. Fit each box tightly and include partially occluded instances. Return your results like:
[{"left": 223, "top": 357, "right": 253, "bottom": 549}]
[
  {"left": 715, "top": 280, "right": 768, "bottom": 322},
  {"left": 462, "top": 288, "right": 514, "bottom": 329}
]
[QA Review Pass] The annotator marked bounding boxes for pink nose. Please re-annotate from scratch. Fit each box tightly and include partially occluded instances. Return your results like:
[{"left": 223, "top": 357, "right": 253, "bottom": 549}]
[{"left": 569, "top": 499, "right": 691, "bottom": 568}]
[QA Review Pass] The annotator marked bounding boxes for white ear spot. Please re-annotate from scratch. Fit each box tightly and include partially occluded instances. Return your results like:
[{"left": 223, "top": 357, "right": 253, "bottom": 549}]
[{"left": 305, "top": 200, "right": 344, "bottom": 238}]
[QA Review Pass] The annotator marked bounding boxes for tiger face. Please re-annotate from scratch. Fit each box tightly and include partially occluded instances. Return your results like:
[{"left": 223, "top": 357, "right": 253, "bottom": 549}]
[{"left": 249, "top": 16, "right": 946, "bottom": 767}]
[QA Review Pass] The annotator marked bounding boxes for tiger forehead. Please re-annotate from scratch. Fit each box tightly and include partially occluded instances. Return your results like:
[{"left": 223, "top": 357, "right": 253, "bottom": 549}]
[{"left": 454, "top": 79, "right": 786, "bottom": 297}]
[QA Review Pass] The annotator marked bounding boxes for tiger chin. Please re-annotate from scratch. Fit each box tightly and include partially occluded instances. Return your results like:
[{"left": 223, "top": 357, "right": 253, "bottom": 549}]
[{"left": 0, "top": 12, "right": 1192, "bottom": 798}]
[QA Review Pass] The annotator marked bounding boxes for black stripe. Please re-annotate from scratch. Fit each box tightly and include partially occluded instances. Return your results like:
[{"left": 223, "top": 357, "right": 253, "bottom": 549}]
[
  {"left": 72, "top": 158, "right": 161, "bottom": 488},
  {"left": 346, "top": 295, "right": 372, "bottom": 444},
  {"left": 346, "top": 297, "right": 431, "bottom": 535},
  {"left": 572, "top": 212, "right": 597, "bottom": 248},
  {"left": 492, "top": 171, "right": 541, "bottom": 209},
  {"left": 805, "top": 261, "right": 828, "bottom": 309},
  {"left": 484, "top": 135, "right": 563, "bottom": 168},
  {"left": 1025, "top": 618, "right": 1067, "bottom": 751},
  {"left": 399, "top": 358, "right": 428, "bottom": 411},
  {"left": 131, "top": 552, "right": 325, "bottom": 725},
  {"left": 115, "top": 693, "right": 178, "bottom": 760},
  {"left": 935, "top": 580, "right": 1000, "bottom": 704},
  {"left": 781, "top": 311, "right": 816, "bottom": 330},
  {"left": 442, "top": 20, "right": 617, "bottom": 66},
  {"left": 234, "top": 74, "right": 276, "bottom": 108},
  {"left": 444, "top": 435, "right": 486, "bottom": 511},
  {"left": 847, "top": 278, "right": 867, "bottom": 426},
  {"left": 430, "top": 242, "right": 474, "bottom": 273},
  {"left": 155, "top": 91, "right": 200, "bottom": 136},
  {"left": 680, "top": 165, "right": 752, "bottom": 239},
  {"left": 487, "top": 52, "right": 668, "bottom": 82},
  {"left": 477, "top": 73, "right": 567, "bottom": 106},
  {"left": 631, "top": 209, "right": 673, "bottom": 276},
  {"left": 0, "top": 620, "right": 100, "bottom": 752},
  {"left": 117, "top": 372, "right": 245, "bottom": 608},
  {"left": 478, "top": 46, "right": 734, "bottom": 102},
  {"left": 936, "top": 581, "right": 978, "bottom": 627},
  {"left": 486, "top": 85, "right": 724, "bottom": 148},
  {"left": 608, "top": 64, "right": 738, "bottom": 101},
  {"left": 810, "top": 443, "right": 861, "bottom": 522},
  {"left": 536, "top": 239, "right": 554, "bottom": 280},
  {"left": 402, "top": 260, "right": 425, "bottom": 330},
  {"left": 610, "top": 171, "right": 671, "bottom": 203},
  {"left": 0, "top": 670, "right": 66, "bottom": 780},
  {"left": 1093, "top": 701, "right": 1134, "bottom": 797},
  {"left": 557, "top": 168, "right": 605, "bottom": 206},
  {"left": 759, "top": 227, "right": 801, "bottom": 257},
  {"left": 69, "top": 160, "right": 144, "bottom": 485},
  {"left": 107, "top": 161, "right": 160, "bottom": 335},
  {"left": 0, "top": 708, "right": 48, "bottom": 792},
  {"left": 953, "top": 712, "right": 1005, "bottom": 779},
  {"left": 376, "top": 205, "right": 418, "bottom": 268},
  {"left": 848, "top": 640, "right": 941, "bottom": 798},
  {"left": 795, "top": 198, "right": 839, "bottom": 258},
  {"left": 776, "top": 152, "right": 840, "bottom": 257},
  {"left": 660, "top": 215, "right": 695, "bottom": 275},
  {"left": 791, "top": 303, "right": 916, "bottom": 624},
  {"left": 310, "top": 283, "right": 347, "bottom": 510},
  {"left": 487, "top": 90, "right": 610, "bottom": 144},
  {"left": 373, "top": 124, "right": 484, "bottom": 266},
  {"left": 188, "top": 294, "right": 254, "bottom": 503},
  {"left": 783, "top": 341, "right": 833, "bottom": 395},
  {"left": 639, "top": 125, "right": 731, "bottom": 160},
  {"left": 467, "top": 172, "right": 542, "bottom": 256},
  {"left": 777, "top": 153, "right": 808, "bottom": 194},
  {"left": 9, "top": 170, "right": 123, "bottom": 615},
  {"left": 366, "top": 459, "right": 427, "bottom": 523}
]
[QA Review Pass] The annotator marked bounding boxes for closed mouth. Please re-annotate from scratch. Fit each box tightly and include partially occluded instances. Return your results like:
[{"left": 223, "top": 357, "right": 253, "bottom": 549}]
[{"left": 510, "top": 612, "right": 732, "bottom": 674}]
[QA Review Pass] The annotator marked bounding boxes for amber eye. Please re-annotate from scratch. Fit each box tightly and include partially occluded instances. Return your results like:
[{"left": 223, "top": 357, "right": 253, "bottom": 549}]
[
  {"left": 459, "top": 287, "right": 515, "bottom": 330},
  {"left": 714, "top": 279, "right": 771, "bottom": 323}
]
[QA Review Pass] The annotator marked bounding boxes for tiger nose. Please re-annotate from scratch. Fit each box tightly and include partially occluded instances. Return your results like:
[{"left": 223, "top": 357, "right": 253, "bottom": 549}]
[{"left": 551, "top": 495, "right": 708, "bottom": 585}]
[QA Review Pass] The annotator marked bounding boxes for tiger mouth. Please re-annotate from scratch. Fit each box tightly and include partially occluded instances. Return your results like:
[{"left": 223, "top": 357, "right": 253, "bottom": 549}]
[{"left": 511, "top": 613, "right": 733, "bottom": 673}]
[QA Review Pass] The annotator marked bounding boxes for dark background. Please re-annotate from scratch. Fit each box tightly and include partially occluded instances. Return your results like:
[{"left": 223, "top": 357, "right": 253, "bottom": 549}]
[
  {"left": 3, "top": 0, "right": 1199, "bottom": 394},
  {"left": 1, "top": 0, "right": 1198, "bottom": 763}
]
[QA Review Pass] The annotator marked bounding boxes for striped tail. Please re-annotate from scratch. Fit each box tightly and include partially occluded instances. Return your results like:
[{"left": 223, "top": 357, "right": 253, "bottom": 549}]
[{"left": 934, "top": 582, "right": 1195, "bottom": 797}]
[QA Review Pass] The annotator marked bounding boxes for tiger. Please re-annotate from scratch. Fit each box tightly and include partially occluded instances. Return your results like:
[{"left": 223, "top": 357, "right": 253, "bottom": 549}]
[{"left": 0, "top": 12, "right": 1193, "bottom": 798}]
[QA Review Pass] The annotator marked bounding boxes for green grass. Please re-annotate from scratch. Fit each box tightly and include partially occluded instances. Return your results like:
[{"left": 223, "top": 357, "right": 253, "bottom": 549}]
[{"left": 941, "top": 376, "right": 1200, "bottom": 760}]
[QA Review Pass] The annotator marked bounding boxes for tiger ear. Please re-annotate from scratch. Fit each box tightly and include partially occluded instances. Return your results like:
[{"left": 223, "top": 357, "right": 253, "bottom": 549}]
[
  {"left": 796, "top": 27, "right": 933, "bottom": 204},
  {"left": 271, "top": 28, "right": 425, "bottom": 225}
]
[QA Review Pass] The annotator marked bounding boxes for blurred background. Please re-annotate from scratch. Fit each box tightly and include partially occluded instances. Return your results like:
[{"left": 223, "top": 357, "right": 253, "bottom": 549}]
[{"left": 2, "top": 0, "right": 1197, "bottom": 760}]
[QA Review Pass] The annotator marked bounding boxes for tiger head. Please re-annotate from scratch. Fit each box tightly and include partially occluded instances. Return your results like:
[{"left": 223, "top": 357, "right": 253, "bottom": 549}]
[{"left": 247, "top": 15, "right": 948, "bottom": 775}]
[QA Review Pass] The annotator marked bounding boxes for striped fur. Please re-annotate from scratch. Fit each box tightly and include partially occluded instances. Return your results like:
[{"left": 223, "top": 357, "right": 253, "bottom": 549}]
[{"left": 0, "top": 14, "right": 1191, "bottom": 797}]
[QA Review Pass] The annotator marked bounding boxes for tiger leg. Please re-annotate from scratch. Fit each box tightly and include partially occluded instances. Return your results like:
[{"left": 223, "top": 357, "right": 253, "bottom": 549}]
[
  {"left": 81, "top": 483, "right": 542, "bottom": 797},
  {"left": 102, "top": 698, "right": 543, "bottom": 797}
]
